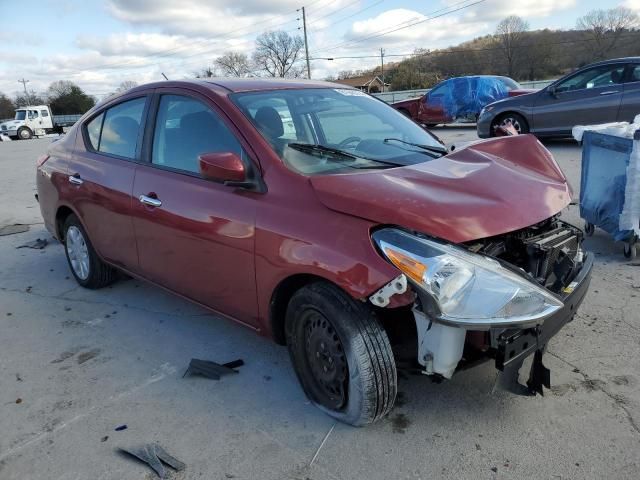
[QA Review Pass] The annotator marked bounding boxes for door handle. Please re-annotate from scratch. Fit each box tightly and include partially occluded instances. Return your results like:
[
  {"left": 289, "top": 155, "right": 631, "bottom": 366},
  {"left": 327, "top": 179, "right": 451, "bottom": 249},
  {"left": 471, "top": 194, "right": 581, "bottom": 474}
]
[
  {"left": 139, "top": 194, "right": 162, "bottom": 208},
  {"left": 600, "top": 90, "right": 619, "bottom": 96},
  {"left": 68, "top": 174, "right": 83, "bottom": 185}
]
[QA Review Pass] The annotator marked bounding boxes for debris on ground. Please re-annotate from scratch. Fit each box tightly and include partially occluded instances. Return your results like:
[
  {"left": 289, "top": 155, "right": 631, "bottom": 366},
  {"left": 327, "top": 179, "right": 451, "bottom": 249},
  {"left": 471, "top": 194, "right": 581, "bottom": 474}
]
[
  {"left": 119, "top": 444, "right": 185, "bottom": 479},
  {"left": 183, "top": 358, "right": 244, "bottom": 380},
  {"left": 15, "top": 398, "right": 22, "bottom": 404},
  {"left": 16, "top": 373, "right": 22, "bottom": 381},
  {"left": 17, "top": 238, "right": 48, "bottom": 249},
  {"left": 115, "top": 425, "right": 128, "bottom": 431},
  {"left": 101, "top": 436, "right": 109, "bottom": 442},
  {"left": 0, "top": 224, "right": 29, "bottom": 236}
]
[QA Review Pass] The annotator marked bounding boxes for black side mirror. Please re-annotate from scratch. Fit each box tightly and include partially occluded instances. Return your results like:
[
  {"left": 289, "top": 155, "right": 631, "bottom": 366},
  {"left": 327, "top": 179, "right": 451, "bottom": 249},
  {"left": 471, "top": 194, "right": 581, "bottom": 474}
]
[{"left": 548, "top": 86, "right": 558, "bottom": 98}]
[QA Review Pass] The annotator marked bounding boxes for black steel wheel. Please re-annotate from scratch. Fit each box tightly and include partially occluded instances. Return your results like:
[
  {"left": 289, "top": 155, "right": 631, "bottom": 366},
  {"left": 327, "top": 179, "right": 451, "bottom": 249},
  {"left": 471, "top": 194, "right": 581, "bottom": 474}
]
[{"left": 285, "top": 282, "right": 397, "bottom": 426}]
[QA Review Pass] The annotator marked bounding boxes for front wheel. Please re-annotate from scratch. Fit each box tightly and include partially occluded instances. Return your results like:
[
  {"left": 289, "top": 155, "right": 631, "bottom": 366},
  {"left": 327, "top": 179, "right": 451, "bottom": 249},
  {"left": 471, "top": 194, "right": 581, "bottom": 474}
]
[
  {"left": 17, "top": 127, "right": 32, "bottom": 140},
  {"left": 63, "top": 214, "right": 117, "bottom": 289},
  {"left": 285, "top": 282, "right": 397, "bottom": 426}
]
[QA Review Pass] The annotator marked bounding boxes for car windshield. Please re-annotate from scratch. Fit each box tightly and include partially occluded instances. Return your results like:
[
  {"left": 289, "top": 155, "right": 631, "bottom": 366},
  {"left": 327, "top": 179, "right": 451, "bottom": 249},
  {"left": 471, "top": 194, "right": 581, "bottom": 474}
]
[
  {"left": 232, "top": 88, "right": 446, "bottom": 175},
  {"left": 15, "top": 111, "right": 26, "bottom": 120}
]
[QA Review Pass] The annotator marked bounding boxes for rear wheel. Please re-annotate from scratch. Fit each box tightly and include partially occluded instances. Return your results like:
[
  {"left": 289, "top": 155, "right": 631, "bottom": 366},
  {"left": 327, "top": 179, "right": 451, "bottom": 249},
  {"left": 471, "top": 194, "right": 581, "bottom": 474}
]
[
  {"left": 17, "top": 127, "right": 32, "bottom": 140},
  {"left": 285, "top": 282, "right": 397, "bottom": 426},
  {"left": 493, "top": 113, "right": 529, "bottom": 135},
  {"left": 63, "top": 214, "right": 117, "bottom": 289}
]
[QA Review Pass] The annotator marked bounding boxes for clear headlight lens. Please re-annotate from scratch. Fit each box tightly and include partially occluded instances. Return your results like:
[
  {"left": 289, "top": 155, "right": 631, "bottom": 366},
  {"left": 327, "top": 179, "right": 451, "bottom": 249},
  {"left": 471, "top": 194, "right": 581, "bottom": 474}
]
[{"left": 372, "top": 228, "right": 563, "bottom": 327}]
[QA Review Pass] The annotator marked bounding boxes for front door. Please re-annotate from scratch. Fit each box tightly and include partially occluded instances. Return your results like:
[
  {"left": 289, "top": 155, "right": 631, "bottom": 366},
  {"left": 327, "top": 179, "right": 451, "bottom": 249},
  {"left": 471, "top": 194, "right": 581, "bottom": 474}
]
[
  {"left": 619, "top": 63, "right": 640, "bottom": 123},
  {"left": 131, "top": 91, "right": 260, "bottom": 326},
  {"left": 532, "top": 63, "right": 626, "bottom": 136}
]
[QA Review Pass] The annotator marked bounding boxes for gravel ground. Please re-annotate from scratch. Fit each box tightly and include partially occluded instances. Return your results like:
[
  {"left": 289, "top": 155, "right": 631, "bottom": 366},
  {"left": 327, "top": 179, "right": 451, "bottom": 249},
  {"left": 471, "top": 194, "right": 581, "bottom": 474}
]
[{"left": 0, "top": 129, "right": 638, "bottom": 480}]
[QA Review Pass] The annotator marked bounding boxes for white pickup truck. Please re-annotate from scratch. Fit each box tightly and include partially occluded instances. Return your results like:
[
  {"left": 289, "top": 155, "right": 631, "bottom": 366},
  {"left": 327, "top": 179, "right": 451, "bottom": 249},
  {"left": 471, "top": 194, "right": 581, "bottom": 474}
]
[{"left": 0, "top": 105, "right": 81, "bottom": 140}]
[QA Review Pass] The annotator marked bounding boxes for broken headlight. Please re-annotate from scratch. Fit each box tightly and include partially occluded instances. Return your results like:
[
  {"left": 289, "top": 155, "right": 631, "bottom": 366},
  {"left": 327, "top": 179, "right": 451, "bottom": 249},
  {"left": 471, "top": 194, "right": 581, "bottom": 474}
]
[{"left": 372, "top": 228, "right": 563, "bottom": 327}]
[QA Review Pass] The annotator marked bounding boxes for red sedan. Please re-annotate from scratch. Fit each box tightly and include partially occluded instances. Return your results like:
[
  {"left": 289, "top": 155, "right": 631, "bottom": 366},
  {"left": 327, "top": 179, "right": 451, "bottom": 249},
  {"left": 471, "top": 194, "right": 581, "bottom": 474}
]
[{"left": 37, "top": 79, "right": 592, "bottom": 425}]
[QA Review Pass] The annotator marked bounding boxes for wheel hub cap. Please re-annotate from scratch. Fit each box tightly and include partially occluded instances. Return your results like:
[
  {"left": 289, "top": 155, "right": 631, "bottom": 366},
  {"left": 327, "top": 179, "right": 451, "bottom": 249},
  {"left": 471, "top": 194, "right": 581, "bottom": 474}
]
[{"left": 66, "top": 226, "right": 90, "bottom": 280}]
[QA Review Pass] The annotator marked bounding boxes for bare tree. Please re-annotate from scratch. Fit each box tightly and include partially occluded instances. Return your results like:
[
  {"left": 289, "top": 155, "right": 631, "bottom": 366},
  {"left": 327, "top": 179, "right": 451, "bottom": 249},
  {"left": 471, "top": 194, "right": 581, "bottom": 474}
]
[
  {"left": 194, "top": 66, "right": 217, "bottom": 78},
  {"left": 115, "top": 81, "right": 138, "bottom": 93},
  {"left": 253, "top": 31, "right": 304, "bottom": 78},
  {"left": 494, "top": 16, "right": 530, "bottom": 78},
  {"left": 577, "top": 7, "right": 640, "bottom": 60},
  {"left": 214, "top": 52, "right": 252, "bottom": 77}
]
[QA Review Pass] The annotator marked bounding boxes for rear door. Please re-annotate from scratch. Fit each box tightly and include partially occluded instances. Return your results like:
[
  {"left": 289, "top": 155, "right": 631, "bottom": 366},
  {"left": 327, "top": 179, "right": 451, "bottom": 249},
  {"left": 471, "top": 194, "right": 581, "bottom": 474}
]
[
  {"left": 532, "top": 63, "right": 626, "bottom": 135},
  {"left": 619, "top": 63, "right": 640, "bottom": 123},
  {"left": 67, "top": 95, "right": 149, "bottom": 270},
  {"left": 131, "top": 89, "right": 260, "bottom": 326}
]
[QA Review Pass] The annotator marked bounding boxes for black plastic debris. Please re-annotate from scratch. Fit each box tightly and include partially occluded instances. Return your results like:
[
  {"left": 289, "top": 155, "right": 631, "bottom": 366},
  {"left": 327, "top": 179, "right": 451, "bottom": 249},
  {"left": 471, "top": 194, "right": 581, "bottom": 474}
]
[
  {"left": 119, "top": 444, "right": 185, "bottom": 479},
  {"left": 17, "top": 238, "right": 48, "bottom": 249},
  {"left": 115, "top": 424, "right": 128, "bottom": 431},
  {"left": 183, "top": 358, "right": 244, "bottom": 380},
  {"left": 0, "top": 224, "right": 29, "bottom": 236}
]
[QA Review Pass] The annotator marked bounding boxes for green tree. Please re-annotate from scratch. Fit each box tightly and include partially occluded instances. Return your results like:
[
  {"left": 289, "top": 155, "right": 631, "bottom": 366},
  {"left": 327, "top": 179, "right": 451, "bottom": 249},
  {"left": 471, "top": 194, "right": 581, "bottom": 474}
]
[
  {"left": 46, "top": 81, "right": 95, "bottom": 114},
  {"left": 0, "top": 93, "right": 15, "bottom": 119}
]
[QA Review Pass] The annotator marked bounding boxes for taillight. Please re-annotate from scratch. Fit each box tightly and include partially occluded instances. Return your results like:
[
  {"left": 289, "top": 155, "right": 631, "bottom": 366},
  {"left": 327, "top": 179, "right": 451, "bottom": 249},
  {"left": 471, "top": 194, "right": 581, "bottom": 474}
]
[{"left": 37, "top": 155, "right": 50, "bottom": 167}]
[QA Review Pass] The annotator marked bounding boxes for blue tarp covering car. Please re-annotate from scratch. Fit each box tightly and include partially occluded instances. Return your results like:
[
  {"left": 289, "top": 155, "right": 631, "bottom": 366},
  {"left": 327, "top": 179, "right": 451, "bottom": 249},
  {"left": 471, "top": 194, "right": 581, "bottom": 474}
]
[{"left": 442, "top": 76, "right": 510, "bottom": 121}]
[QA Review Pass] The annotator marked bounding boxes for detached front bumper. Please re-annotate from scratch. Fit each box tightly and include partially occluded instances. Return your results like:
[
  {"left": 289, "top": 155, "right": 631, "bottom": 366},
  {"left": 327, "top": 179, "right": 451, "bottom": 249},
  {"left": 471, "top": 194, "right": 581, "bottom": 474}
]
[{"left": 495, "top": 252, "right": 594, "bottom": 395}]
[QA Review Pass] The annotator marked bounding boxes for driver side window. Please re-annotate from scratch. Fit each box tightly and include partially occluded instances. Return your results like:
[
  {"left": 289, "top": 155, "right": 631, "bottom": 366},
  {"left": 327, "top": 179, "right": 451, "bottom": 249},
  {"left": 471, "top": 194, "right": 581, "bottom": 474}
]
[
  {"left": 151, "top": 95, "right": 245, "bottom": 175},
  {"left": 555, "top": 64, "right": 625, "bottom": 93}
]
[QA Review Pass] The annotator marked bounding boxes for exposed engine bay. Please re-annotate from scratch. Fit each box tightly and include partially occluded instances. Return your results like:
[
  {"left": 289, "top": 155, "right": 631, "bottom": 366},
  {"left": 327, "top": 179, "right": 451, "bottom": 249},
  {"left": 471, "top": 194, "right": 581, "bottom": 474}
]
[{"left": 466, "top": 216, "right": 585, "bottom": 294}]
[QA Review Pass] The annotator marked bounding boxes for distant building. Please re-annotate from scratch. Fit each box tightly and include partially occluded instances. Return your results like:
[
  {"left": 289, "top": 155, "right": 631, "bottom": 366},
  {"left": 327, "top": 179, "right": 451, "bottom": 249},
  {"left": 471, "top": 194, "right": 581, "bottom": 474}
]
[{"left": 333, "top": 75, "right": 390, "bottom": 93}]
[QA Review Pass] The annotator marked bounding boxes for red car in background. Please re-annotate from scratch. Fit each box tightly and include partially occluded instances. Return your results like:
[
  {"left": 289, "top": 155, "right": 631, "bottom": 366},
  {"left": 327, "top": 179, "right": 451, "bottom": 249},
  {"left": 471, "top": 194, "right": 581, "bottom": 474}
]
[
  {"left": 393, "top": 75, "right": 536, "bottom": 127},
  {"left": 37, "top": 79, "right": 591, "bottom": 426}
]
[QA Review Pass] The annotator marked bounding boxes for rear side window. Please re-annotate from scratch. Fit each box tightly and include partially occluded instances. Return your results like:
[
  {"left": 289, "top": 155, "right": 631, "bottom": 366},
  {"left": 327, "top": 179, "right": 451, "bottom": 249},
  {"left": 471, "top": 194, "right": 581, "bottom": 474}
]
[
  {"left": 629, "top": 65, "right": 640, "bottom": 83},
  {"left": 151, "top": 95, "right": 244, "bottom": 175},
  {"left": 85, "top": 97, "right": 146, "bottom": 159},
  {"left": 86, "top": 113, "right": 104, "bottom": 150}
]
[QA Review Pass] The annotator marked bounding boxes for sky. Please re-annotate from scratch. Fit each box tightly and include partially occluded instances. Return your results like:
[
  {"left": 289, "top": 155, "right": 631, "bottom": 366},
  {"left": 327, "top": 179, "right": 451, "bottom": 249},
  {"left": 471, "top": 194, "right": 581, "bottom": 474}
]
[{"left": 0, "top": 0, "right": 634, "bottom": 101}]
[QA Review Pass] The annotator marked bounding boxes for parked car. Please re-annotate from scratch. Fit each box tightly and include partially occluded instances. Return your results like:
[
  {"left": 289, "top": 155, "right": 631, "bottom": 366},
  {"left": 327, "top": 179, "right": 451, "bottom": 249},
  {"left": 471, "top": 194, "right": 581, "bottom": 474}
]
[
  {"left": 0, "top": 105, "right": 81, "bottom": 139},
  {"left": 392, "top": 75, "right": 534, "bottom": 127},
  {"left": 477, "top": 57, "right": 640, "bottom": 138},
  {"left": 37, "top": 79, "right": 592, "bottom": 426}
]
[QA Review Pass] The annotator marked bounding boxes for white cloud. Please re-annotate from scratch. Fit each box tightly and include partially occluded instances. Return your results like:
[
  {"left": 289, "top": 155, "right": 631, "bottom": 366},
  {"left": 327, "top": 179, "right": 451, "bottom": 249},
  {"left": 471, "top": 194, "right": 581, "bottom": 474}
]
[
  {"left": 624, "top": 0, "right": 640, "bottom": 11},
  {"left": 445, "top": 0, "right": 577, "bottom": 21}
]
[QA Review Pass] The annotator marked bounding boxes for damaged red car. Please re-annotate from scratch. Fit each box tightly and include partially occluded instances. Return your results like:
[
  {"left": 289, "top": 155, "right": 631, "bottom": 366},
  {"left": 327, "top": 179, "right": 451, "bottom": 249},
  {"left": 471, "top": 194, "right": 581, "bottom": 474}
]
[{"left": 36, "top": 79, "right": 592, "bottom": 426}]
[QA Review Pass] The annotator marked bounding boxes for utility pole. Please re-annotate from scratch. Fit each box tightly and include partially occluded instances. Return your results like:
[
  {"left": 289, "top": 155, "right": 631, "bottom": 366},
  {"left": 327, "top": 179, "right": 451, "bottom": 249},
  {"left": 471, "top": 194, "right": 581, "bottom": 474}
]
[
  {"left": 380, "top": 48, "right": 385, "bottom": 93},
  {"left": 299, "top": 6, "right": 311, "bottom": 79},
  {"left": 18, "top": 78, "right": 30, "bottom": 105}
]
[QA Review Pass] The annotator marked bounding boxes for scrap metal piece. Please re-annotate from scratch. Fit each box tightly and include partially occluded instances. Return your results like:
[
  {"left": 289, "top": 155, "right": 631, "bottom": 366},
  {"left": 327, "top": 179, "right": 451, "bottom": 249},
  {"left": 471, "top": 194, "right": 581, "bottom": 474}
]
[
  {"left": 369, "top": 274, "right": 407, "bottom": 307},
  {"left": 526, "top": 350, "right": 551, "bottom": 396},
  {"left": 17, "top": 238, "right": 48, "bottom": 249},
  {"left": 119, "top": 444, "right": 185, "bottom": 479},
  {"left": 182, "top": 358, "right": 244, "bottom": 380}
]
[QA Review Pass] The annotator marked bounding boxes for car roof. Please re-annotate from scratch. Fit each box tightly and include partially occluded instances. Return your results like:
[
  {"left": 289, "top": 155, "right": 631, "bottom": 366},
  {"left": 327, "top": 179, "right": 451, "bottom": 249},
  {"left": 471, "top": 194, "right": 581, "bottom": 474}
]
[
  {"left": 584, "top": 57, "right": 640, "bottom": 67},
  {"left": 125, "top": 78, "right": 352, "bottom": 95}
]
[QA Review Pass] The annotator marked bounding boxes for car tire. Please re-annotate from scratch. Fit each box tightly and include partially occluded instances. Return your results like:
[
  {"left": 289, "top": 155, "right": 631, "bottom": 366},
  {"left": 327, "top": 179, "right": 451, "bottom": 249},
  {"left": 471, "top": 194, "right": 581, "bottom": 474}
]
[
  {"left": 426, "top": 123, "right": 438, "bottom": 128},
  {"left": 398, "top": 108, "right": 411, "bottom": 118},
  {"left": 285, "top": 281, "right": 397, "bottom": 426},
  {"left": 17, "top": 127, "right": 32, "bottom": 140},
  {"left": 493, "top": 113, "right": 529, "bottom": 135},
  {"left": 63, "top": 214, "right": 117, "bottom": 289}
]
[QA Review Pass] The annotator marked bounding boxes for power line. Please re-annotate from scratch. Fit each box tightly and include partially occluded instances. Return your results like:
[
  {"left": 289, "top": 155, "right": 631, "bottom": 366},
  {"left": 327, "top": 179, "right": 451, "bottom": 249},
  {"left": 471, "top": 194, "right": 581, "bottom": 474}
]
[{"left": 311, "top": 0, "right": 486, "bottom": 55}]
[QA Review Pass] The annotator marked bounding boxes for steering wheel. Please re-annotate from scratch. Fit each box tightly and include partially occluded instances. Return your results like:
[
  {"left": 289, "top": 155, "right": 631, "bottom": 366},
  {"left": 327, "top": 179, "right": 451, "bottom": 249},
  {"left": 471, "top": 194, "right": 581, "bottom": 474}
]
[{"left": 338, "top": 136, "right": 361, "bottom": 148}]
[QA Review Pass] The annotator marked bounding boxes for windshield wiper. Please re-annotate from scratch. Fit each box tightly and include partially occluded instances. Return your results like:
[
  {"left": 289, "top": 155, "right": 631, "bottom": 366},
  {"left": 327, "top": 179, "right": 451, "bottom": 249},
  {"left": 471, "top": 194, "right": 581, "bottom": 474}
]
[
  {"left": 287, "top": 142, "right": 357, "bottom": 159},
  {"left": 383, "top": 138, "right": 448, "bottom": 157},
  {"left": 287, "top": 143, "right": 400, "bottom": 169}
]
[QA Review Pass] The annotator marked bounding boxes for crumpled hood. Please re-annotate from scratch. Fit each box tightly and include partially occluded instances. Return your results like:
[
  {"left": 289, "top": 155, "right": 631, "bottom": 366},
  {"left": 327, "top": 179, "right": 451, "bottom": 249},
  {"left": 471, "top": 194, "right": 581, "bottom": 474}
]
[{"left": 309, "top": 134, "right": 571, "bottom": 243}]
